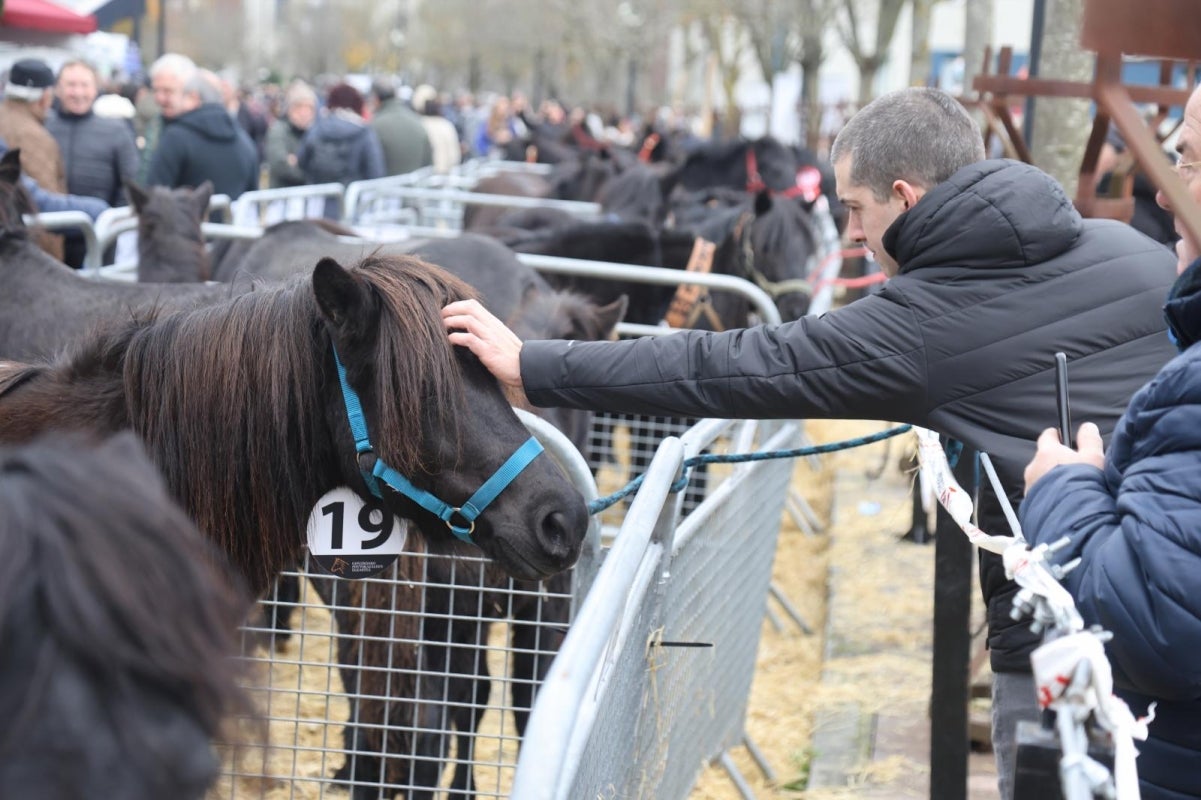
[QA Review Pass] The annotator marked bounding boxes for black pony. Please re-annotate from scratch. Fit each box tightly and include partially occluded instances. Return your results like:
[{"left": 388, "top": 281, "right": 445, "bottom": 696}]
[
  {"left": 0, "top": 253, "right": 589, "bottom": 591},
  {"left": 127, "top": 179, "right": 214, "bottom": 282},
  {"left": 0, "top": 432, "right": 253, "bottom": 800}
]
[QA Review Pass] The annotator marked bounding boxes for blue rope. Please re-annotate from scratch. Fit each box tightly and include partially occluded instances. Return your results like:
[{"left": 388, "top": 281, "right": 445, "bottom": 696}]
[{"left": 587, "top": 424, "right": 913, "bottom": 515}]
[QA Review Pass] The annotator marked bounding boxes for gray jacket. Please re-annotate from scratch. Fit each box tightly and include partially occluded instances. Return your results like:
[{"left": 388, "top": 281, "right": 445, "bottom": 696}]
[{"left": 521, "top": 159, "right": 1178, "bottom": 672}]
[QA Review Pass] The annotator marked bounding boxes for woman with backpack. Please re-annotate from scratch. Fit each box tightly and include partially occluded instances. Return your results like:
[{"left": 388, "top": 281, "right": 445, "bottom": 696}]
[{"left": 297, "top": 82, "right": 385, "bottom": 218}]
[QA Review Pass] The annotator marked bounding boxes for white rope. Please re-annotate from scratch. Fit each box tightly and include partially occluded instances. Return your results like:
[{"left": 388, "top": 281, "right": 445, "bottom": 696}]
[{"left": 911, "top": 426, "right": 1151, "bottom": 800}]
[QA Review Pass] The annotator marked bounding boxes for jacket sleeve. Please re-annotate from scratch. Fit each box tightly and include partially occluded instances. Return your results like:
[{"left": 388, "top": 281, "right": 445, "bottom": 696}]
[
  {"left": 22, "top": 177, "right": 108, "bottom": 219},
  {"left": 1019, "top": 351, "right": 1201, "bottom": 702},
  {"left": 363, "top": 130, "right": 386, "bottom": 180},
  {"left": 521, "top": 287, "right": 929, "bottom": 422}
]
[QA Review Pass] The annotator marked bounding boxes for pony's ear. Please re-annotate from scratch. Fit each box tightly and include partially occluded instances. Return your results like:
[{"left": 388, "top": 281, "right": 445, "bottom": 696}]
[
  {"left": 753, "top": 188, "right": 773, "bottom": 216},
  {"left": 191, "top": 181, "right": 214, "bottom": 219},
  {"left": 0, "top": 149, "right": 21, "bottom": 184},
  {"left": 125, "top": 179, "right": 150, "bottom": 212},
  {"left": 312, "top": 257, "right": 378, "bottom": 347},
  {"left": 596, "top": 295, "right": 628, "bottom": 340}
]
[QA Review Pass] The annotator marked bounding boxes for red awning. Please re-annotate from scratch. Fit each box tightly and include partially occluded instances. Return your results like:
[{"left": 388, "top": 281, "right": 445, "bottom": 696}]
[{"left": 1, "top": 0, "right": 98, "bottom": 34}]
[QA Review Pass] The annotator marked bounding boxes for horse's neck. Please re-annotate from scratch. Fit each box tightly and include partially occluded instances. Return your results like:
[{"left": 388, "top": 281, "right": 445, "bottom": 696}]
[{"left": 138, "top": 232, "right": 210, "bottom": 283}]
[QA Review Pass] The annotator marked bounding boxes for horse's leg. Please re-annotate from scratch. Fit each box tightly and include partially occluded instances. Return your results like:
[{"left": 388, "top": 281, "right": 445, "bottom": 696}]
[
  {"left": 447, "top": 619, "right": 490, "bottom": 798},
  {"left": 265, "top": 570, "right": 300, "bottom": 650},
  {"left": 509, "top": 571, "right": 571, "bottom": 737}
]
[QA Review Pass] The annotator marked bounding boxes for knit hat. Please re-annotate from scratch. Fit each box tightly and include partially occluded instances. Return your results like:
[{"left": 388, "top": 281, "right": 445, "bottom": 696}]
[{"left": 5, "top": 59, "right": 55, "bottom": 101}]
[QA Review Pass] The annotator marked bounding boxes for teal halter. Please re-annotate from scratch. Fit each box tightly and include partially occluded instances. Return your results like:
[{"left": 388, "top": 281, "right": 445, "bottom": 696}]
[{"left": 332, "top": 347, "right": 545, "bottom": 543}]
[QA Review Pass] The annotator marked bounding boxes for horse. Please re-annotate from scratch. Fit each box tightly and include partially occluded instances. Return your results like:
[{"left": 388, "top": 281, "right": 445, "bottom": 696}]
[
  {"left": 0, "top": 252, "right": 589, "bottom": 590},
  {"left": 0, "top": 432, "right": 254, "bottom": 800},
  {"left": 127, "top": 179, "right": 213, "bottom": 283},
  {"left": 674, "top": 135, "right": 803, "bottom": 196},
  {"left": 0, "top": 150, "right": 237, "bottom": 361},
  {"left": 215, "top": 229, "right": 624, "bottom": 796},
  {"left": 462, "top": 171, "right": 554, "bottom": 231}
]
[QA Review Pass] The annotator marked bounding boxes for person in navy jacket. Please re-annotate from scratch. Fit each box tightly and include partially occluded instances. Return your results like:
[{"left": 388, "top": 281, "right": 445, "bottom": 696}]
[{"left": 1020, "top": 83, "right": 1201, "bottom": 800}]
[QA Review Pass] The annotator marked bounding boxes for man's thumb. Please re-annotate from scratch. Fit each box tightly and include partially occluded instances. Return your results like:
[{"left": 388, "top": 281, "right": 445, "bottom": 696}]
[{"left": 1076, "top": 421, "right": 1104, "bottom": 457}]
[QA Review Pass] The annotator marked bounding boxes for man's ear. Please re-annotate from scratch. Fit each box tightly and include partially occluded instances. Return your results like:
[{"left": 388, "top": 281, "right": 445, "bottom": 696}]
[{"left": 892, "top": 179, "right": 923, "bottom": 211}]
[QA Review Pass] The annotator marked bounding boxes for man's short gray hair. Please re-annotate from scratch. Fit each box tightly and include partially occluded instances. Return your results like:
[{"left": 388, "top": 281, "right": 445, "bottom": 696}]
[
  {"left": 149, "top": 53, "right": 197, "bottom": 83},
  {"left": 830, "top": 87, "right": 986, "bottom": 201},
  {"left": 186, "top": 69, "right": 224, "bottom": 104}
]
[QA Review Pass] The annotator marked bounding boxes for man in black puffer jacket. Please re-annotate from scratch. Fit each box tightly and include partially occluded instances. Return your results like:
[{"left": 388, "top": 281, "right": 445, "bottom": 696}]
[{"left": 443, "top": 87, "right": 1178, "bottom": 800}]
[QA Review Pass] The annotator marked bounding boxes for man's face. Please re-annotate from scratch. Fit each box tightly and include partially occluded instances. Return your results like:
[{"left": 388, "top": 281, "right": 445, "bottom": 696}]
[
  {"left": 152, "top": 69, "right": 187, "bottom": 118},
  {"left": 287, "top": 99, "right": 315, "bottom": 130},
  {"left": 835, "top": 156, "right": 910, "bottom": 277},
  {"left": 1158, "top": 89, "right": 1201, "bottom": 274},
  {"left": 56, "top": 64, "right": 97, "bottom": 116}
]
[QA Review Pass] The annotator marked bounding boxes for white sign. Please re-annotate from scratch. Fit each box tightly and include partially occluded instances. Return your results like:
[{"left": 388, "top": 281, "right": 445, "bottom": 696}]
[{"left": 305, "top": 486, "right": 406, "bottom": 579}]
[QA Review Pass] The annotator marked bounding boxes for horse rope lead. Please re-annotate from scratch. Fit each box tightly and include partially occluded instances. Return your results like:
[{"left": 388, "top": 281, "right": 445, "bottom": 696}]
[
  {"left": 586, "top": 423, "right": 914, "bottom": 514},
  {"left": 913, "top": 426, "right": 1153, "bottom": 800}
]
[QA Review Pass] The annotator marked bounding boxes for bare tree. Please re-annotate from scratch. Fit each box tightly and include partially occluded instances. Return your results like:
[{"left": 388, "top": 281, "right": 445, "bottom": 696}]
[
  {"left": 908, "top": 0, "right": 937, "bottom": 87},
  {"left": 961, "top": 0, "right": 994, "bottom": 101},
  {"left": 838, "top": 0, "right": 907, "bottom": 106},
  {"left": 795, "top": 0, "right": 839, "bottom": 149},
  {"left": 1028, "top": 0, "right": 1091, "bottom": 195}
]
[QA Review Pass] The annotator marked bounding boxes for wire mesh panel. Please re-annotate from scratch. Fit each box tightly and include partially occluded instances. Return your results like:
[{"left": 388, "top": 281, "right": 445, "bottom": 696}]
[{"left": 215, "top": 547, "right": 576, "bottom": 800}]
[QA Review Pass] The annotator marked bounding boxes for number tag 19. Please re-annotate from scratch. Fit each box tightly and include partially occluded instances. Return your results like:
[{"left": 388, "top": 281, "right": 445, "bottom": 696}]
[{"left": 305, "top": 487, "right": 407, "bottom": 579}]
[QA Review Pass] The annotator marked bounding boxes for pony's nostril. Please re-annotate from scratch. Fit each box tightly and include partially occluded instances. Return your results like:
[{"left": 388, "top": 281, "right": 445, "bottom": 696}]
[{"left": 538, "top": 504, "right": 587, "bottom": 562}]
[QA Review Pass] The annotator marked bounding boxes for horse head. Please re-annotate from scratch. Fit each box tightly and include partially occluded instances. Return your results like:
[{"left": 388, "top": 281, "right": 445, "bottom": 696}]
[
  {"left": 312, "top": 255, "right": 589, "bottom": 580},
  {"left": 669, "top": 188, "right": 816, "bottom": 326},
  {"left": 735, "top": 190, "right": 818, "bottom": 322},
  {"left": 127, "top": 179, "right": 213, "bottom": 283}
]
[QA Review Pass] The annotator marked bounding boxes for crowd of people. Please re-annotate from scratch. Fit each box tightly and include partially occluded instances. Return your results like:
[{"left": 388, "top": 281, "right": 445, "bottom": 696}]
[{"left": 0, "top": 51, "right": 693, "bottom": 244}]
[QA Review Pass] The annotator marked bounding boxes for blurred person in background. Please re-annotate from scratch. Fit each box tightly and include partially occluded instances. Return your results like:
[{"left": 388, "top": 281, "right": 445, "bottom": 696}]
[
  {"left": 0, "top": 57, "right": 67, "bottom": 259},
  {"left": 297, "top": 82, "right": 384, "bottom": 217},
  {"left": 409, "top": 84, "right": 460, "bottom": 174},
  {"left": 265, "top": 80, "right": 317, "bottom": 189},
  {"left": 46, "top": 59, "right": 139, "bottom": 267},
  {"left": 145, "top": 68, "right": 258, "bottom": 200},
  {"left": 368, "top": 77, "right": 431, "bottom": 177}
]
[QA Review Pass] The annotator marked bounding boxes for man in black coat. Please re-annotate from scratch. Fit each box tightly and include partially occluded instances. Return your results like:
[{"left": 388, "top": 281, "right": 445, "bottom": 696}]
[
  {"left": 46, "top": 59, "right": 140, "bottom": 267},
  {"left": 145, "top": 68, "right": 257, "bottom": 201},
  {"left": 442, "top": 87, "right": 1178, "bottom": 800}
]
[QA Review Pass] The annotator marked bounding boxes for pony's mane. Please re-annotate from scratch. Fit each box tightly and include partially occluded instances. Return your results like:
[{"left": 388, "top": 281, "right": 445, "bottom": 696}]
[{"left": 90, "top": 254, "right": 476, "bottom": 590}]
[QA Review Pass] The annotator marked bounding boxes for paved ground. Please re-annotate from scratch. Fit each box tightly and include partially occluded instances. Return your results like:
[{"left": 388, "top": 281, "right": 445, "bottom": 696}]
[{"left": 805, "top": 462, "right": 1000, "bottom": 800}]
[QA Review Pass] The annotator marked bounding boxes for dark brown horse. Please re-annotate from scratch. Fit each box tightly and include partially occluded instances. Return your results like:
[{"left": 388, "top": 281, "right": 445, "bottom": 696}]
[
  {"left": 0, "top": 432, "right": 253, "bottom": 800},
  {"left": 0, "top": 253, "right": 589, "bottom": 591}
]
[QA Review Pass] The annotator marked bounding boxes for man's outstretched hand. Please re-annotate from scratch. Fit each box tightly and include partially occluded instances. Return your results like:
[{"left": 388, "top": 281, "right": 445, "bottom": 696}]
[{"left": 442, "top": 299, "right": 526, "bottom": 391}]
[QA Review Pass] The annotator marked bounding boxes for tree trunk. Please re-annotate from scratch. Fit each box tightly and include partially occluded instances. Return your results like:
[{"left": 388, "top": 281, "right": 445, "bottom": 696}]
[
  {"left": 1028, "top": 0, "right": 1092, "bottom": 197},
  {"left": 962, "top": 0, "right": 994, "bottom": 100},
  {"left": 908, "top": 0, "right": 935, "bottom": 86}
]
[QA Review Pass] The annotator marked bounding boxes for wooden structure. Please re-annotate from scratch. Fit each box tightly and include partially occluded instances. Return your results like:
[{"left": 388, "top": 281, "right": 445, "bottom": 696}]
[{"left": 972, "top": 0, "right": 1201, "bottom": 246}]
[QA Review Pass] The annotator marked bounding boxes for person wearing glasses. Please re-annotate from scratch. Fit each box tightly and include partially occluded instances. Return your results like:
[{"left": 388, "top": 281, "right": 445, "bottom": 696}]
[
  {"left": 1021, "top": 82, "right": 1201, "bottom": 800},
  {"left": 443, "top": 86, "right": 1181, "bottom": 799}
]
